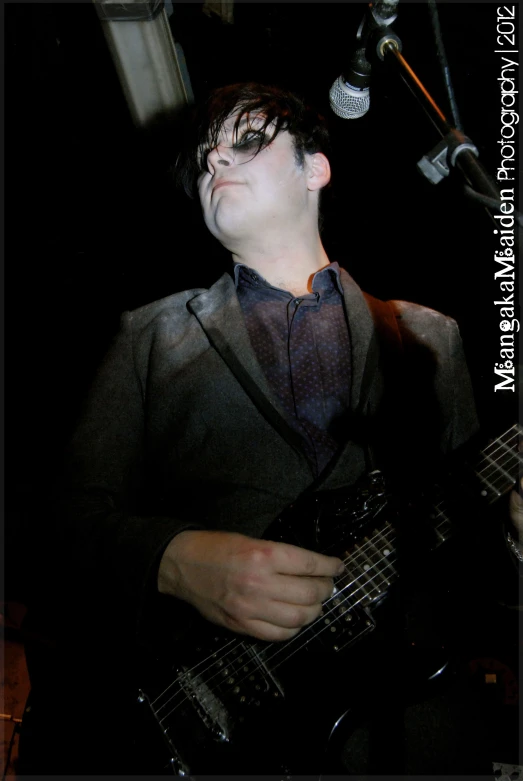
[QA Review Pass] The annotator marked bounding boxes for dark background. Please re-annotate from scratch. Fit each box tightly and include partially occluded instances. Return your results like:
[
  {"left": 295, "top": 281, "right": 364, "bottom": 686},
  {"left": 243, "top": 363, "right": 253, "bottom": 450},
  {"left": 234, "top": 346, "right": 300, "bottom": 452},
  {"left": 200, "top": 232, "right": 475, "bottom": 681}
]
[{"left": 5, "top": 2, "right": 519, "bottom": 602}]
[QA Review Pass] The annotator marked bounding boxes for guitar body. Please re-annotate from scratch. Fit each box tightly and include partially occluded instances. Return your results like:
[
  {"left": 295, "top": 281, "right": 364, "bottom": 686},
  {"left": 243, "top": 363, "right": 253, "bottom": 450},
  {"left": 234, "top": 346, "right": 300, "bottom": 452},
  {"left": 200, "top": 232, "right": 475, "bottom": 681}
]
[
  {"left": 139, "top": 623, "right": 365, "bottom": 776},
  {"left": 137, "top": 426, "right": 520, "bottom": 777},
  {"left": 138, "top": 471, "right": 391, "bottom": 776}
]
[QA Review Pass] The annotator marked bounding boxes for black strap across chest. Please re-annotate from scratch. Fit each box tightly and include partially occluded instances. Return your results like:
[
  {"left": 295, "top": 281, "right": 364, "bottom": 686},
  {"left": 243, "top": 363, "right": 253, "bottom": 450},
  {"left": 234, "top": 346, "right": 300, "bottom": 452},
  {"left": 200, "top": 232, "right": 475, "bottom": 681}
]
[{"left": 207, "top": 294, "right": 405, "bottom": 478}]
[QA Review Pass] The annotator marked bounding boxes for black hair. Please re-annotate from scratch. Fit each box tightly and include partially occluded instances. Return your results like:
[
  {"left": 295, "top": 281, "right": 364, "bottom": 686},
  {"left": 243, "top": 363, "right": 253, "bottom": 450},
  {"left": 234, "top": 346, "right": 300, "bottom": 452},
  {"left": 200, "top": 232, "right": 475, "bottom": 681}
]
[{"left": 175, "top": 82, "right": 332, "bottom": 201}]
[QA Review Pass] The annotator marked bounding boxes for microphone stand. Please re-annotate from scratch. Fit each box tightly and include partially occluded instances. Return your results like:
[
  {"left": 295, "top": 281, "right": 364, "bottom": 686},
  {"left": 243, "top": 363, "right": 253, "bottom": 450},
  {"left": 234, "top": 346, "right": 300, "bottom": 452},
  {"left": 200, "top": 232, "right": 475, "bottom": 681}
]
[{"left": 369, "top": 29, "right": 516, "bottom": 227}]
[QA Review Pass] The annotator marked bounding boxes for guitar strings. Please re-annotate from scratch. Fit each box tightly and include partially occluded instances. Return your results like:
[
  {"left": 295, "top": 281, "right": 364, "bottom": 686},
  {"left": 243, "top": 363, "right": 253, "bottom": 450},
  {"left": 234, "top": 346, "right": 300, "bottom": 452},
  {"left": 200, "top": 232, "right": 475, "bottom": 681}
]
[
  {"left": 153, "top": 522, "right": 394, "bottom": 714},
  {"left": 245, "top": 429, "right": 519, "bottom": 676},
  {"left": 474, "top": 428, "right": 521, "bottom": 497},
  {"left": 245, "top": 525, "right": 402, "bottom": 675},
  {"left": 203, "top": 523, "right": 400, "bottom": 688},
  {"left": 150, "top": 637, "right": 239, "bottom": 709},
  {"left": 266, "top": 433, "right": 520, "bottom": 675},
  {"left": 155, "top": 427, "right": 519, "bottom": 720},
  {"left": 157, "top": 527, "right": 401, "bottom": 723},
  {"left": 176, "top": 426, "right": 518, "bottom": 693},
  {"left": 155, "top": 427, "right": 519, "bottom": 719},
  {"left": 194, "top": 438, "right": 518, "bottom": 708},
  {"left": 156, "top": 521, "right": 413, "bottom": 723},
  {"left": 154, "top": 426, "right": 520, "bottom": 722},
  {"left": 154, "top": 522, "right": 397, "bottom": 717}
]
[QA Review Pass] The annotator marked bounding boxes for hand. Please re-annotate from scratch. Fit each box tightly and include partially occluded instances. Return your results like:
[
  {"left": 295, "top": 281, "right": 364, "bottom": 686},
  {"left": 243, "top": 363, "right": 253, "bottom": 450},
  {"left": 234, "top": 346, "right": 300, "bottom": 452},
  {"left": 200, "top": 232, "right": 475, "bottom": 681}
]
[{"left": 158, "top": 530, "right": 344, "bottom": 642}]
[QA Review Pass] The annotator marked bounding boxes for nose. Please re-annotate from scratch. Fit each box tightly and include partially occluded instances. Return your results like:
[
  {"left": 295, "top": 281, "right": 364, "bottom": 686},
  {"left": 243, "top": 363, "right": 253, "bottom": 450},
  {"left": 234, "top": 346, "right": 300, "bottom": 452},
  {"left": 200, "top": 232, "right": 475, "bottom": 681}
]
[{"left": 205, "top": 143, "right": 236, "bottom": 173}]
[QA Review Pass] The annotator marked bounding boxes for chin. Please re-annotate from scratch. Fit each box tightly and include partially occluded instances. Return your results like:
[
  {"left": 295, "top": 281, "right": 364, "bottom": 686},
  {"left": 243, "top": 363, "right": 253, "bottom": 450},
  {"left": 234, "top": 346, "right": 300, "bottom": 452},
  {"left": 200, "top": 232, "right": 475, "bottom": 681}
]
[{"left": 209, "top": 212, "right": 254, "bottom": 244}]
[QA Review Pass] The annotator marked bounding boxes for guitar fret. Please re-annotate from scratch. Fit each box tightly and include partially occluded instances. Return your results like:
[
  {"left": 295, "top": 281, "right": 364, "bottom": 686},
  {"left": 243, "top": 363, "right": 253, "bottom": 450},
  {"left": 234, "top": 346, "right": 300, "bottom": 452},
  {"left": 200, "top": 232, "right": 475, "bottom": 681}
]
[
  {"left": 482, "top": 451, "right": 516, "bottom": 484},
  {"left": 430, "top": 504, "right": 451, "bottom": 543},
  {"left": 478, "top": 468, "right": 514, "bottom": 492},
  {"left": 373, "top": 527, "right": 398, "bottom": 579},
  {"left": 142, "top": 424, "right": 522, "bottom": 771},
  {"left": 478, "top": 446, "right": 519, "bottom": 475},
  {"left": 430, "top": 507, "right": 450, "bottom": 543},
  {"left": 484, "top": 428, "right": 519, "bottom": 460},
  {"left": 359, "top": 544, "right": 387, "bottom": 597},
  {"left": 365, "top": 535, "right": 394, "bottom": 583},
  {"left": 500, "top": 437, "right": 520, "bottom": 454},
  {"left": 487, "top": 453, "right": 521, "bottom": 481},
  {"left": 490, "top": 431, "right": 520, "bottom": 465},
  {"left": 475, "top": 469, "right": 502, "bottom": 498},
  {"left": 343, "top": 524, "right": 399, "bottom": 607},
  {"left": 342, "top": 560, "right": 365, "bottom": 602},
  {"left": 349, "top": 546, "right": 375, "bottom": 602}
]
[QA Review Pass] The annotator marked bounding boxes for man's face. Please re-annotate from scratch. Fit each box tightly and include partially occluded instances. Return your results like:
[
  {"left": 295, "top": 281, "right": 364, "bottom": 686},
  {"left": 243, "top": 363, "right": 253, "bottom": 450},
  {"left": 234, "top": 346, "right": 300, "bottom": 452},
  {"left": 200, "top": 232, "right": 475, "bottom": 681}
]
[{"left": 197, "top": 113, "right": 314, "bottom": 247}]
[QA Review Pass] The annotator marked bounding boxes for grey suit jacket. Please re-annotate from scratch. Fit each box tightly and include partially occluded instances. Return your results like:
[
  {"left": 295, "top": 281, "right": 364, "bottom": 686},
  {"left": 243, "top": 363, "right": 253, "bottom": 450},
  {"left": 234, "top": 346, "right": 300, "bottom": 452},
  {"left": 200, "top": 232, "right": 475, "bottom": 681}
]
[{"left": 57, "top": 268, "right": 478, "bottom": 645}]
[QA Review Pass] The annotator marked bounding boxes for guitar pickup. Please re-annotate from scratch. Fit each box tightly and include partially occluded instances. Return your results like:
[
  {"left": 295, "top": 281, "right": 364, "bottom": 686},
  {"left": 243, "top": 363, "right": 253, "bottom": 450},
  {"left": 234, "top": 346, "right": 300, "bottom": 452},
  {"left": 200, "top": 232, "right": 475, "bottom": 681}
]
[{"left": 317, "top": 602, "right": 376, "bottom": 654}]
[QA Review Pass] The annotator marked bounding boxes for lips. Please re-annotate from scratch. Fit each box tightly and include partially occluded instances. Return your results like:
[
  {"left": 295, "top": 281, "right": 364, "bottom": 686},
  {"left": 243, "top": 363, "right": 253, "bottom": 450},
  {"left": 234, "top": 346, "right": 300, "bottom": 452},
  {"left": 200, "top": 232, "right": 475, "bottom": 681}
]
[{"left": 213, "top": 180, "right": 242, "bottom": 192}]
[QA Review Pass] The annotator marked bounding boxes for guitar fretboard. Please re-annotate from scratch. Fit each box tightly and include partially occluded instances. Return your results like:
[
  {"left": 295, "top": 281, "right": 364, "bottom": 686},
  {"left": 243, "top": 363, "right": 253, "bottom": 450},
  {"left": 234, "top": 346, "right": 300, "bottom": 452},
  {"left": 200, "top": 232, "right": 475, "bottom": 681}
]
[
  {"left": 337, "top": 424, "right": 521, "bottom": 608},
  {"left": 146, "top": 425, "right": 521, "bottom": 738}
]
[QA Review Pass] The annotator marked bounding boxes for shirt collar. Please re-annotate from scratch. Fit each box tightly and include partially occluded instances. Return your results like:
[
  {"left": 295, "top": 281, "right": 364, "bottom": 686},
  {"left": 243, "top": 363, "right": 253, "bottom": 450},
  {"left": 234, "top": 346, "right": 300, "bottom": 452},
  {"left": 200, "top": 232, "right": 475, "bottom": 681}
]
[{"left": 233, "top": 261, "right": 344, "bottom": 295}]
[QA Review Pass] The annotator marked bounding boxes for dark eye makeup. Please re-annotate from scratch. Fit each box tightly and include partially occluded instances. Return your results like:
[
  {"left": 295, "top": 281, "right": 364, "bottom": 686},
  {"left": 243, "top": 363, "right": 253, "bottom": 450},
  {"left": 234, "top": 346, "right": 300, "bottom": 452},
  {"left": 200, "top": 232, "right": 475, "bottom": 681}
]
[
  {"left": 232, "top": 129, "right": 267, "bottom": 149},
  {"left": 197, "top": 129, "right": 268, "bottom": 172}
]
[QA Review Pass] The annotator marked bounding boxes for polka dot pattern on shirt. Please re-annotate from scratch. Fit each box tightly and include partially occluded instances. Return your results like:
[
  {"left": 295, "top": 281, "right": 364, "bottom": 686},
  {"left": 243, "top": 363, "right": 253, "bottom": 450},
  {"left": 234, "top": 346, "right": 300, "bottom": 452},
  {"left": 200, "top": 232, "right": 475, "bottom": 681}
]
[{"left": 235, "top": 262, "right": 352, "bottom": 477}]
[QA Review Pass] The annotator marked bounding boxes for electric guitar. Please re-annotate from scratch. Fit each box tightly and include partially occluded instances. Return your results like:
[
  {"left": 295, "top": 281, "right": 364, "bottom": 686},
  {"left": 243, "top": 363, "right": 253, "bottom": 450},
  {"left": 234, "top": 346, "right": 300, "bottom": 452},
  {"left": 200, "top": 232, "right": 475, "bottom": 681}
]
[{"left": 137, "top": 424, "right": 521, "bottom": 776}]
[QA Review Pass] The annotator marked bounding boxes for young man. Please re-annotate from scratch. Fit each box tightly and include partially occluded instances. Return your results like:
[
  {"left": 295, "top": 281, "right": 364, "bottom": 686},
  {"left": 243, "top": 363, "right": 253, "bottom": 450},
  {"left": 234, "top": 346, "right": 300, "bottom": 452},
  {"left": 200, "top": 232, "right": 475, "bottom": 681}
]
[
  {"left": 157, "top": 82, "right": 478, "bottom": 643},
  {"left": 19, "top": 82, "right": 520, "bottom": 775}
]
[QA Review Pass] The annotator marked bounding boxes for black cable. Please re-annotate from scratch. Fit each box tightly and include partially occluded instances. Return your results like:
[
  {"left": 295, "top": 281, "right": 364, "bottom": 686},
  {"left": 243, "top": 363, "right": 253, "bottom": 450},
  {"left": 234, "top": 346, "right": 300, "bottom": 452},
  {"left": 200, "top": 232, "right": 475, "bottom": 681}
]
[{"left": 427, "top": 0, "right": 463, "bottom": 131}]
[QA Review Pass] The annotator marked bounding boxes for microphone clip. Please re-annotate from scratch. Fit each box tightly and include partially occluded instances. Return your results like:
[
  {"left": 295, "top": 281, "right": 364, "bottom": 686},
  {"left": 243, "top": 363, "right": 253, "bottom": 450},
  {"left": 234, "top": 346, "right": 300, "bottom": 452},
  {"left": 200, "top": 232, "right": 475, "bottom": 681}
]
[{"left": 418, "top": 131, "right": 479, "bottom": 185}]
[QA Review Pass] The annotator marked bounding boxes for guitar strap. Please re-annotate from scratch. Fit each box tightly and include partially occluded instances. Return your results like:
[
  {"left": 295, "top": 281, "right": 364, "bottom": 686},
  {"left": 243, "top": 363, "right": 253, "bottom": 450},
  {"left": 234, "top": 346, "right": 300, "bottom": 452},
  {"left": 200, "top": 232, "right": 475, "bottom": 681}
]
[
  {"left": 208, "top": 292, "right": 407, "bottom": 480},
  {"left": 293, "top": 293, "right": 408, "bottom": 497},
  {"left": 202, "top": 324, "right": 313, "bottom": 463},
  {"left": 355, "top": 296, "right": 413, "bottom": 775}
]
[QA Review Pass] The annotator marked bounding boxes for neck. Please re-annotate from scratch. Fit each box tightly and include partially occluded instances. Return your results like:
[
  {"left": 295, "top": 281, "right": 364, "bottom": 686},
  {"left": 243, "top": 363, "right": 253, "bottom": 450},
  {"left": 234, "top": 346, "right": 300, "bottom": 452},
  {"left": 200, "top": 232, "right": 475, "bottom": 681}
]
[{"left": 230, "top": 232, "right": 331, "bottom": 297}]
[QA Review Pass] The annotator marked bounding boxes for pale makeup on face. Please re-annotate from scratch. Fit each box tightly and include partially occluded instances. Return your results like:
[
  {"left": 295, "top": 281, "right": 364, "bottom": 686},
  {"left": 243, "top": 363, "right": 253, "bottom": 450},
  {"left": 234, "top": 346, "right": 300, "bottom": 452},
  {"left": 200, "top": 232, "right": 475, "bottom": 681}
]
[
  {"left": 197, "top": 116, "right": 312, "bottom": 245},
  {"left": 196, "top": 111, "right": 331, "bottom": 296}
]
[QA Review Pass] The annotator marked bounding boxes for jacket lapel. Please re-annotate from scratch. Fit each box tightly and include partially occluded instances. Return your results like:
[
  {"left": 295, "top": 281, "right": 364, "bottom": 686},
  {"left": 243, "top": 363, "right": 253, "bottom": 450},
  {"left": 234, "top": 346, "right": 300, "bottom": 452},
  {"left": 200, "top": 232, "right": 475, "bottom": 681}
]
[
  {"left": 187, "top": 272, "right": 312, "bottom": 466},
  {"left": 187, "top": 266, "right": 378, "bottom": 487}
]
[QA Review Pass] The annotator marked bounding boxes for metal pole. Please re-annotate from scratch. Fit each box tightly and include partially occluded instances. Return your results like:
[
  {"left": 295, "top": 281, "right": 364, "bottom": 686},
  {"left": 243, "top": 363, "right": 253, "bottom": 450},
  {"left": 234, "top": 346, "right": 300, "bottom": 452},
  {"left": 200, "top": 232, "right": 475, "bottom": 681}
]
[
  {"left": 93, "top": 1, "right": 194, "bottom": 128},
  {"left": 381, "top": 39, "right": 500, "bottom": 202}
]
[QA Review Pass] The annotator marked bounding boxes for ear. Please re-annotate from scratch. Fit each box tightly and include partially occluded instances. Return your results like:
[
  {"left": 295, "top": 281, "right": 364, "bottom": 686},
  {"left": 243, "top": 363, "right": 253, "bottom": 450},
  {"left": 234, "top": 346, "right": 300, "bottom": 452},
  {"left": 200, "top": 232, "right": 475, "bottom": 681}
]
[{"left": 306, "top": 152, "right": 331, "bottom": 191}]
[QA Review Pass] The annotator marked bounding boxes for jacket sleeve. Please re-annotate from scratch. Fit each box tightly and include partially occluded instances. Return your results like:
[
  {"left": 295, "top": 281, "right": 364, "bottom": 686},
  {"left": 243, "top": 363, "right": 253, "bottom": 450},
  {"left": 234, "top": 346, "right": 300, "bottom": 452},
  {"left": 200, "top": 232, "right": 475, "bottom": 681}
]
[
  {"left": 54, "top": 312, "right": 202, "bottom": 649},
  {"left": 393, "top": 303, "right": 480, "bottom": 460},
  {"left": 441, "top": 316, "right": 480, "bottom": 453}
]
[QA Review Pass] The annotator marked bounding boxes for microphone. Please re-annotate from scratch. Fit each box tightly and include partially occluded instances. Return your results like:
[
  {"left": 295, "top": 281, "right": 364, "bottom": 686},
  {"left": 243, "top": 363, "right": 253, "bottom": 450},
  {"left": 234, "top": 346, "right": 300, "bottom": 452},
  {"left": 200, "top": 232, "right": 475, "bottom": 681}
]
[{"left": 329, "top": 1, "right": 400, "bottom": 120}]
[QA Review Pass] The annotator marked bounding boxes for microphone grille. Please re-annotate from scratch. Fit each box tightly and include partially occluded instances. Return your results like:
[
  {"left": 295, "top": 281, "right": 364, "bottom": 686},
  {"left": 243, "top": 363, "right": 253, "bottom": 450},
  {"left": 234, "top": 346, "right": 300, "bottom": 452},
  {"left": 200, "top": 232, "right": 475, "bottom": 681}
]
[{"left": 329, "top": 76, "right": 370, "bottom": 120}]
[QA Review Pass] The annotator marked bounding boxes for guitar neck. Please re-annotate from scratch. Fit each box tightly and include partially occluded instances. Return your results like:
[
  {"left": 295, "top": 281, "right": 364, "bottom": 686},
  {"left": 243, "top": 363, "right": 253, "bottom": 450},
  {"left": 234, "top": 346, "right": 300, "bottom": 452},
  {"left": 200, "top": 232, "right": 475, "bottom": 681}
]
[
  {"left": 339, "top": 424, "right": 521, "bottom": 608},
  {"left": 474, "top": 424, "right": 520, "bottom": 503}
]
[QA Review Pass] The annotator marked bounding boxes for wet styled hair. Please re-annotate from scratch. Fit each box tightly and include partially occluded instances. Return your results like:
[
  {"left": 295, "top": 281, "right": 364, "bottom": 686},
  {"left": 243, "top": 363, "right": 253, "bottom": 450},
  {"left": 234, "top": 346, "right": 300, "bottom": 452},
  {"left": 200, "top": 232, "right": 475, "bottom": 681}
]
[{"left": 175, "top": 82, "right": 332, "bottom": 200}]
